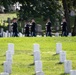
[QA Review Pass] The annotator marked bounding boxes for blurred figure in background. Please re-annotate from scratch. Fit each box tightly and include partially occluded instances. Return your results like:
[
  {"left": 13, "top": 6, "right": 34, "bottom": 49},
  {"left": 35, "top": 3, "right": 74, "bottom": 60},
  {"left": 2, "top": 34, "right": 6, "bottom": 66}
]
[
  {"left": 12, "top": 18, "right": 18, "bottom": 37},
  {"left": 45, "top": 18, "right": 52, "bottom": 36},
  {"left": 61, "top": 18, "right": 67, "bottom": 36},
  {"left": 31, "top": 19, "right": 36, "bottom": 37},
  {"left": 24, "top": 21, "right": 30, "bottom": 37}
]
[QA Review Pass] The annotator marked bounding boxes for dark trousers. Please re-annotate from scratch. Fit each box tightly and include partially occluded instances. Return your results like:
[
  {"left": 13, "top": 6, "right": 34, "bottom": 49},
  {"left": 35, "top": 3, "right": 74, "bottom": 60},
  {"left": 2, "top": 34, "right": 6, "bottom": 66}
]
[
  {"left": 31, "top": 31, "right": 36, "bottom": 37},
  {"left": 62, "top": 31, "right": 67, "bottom": 36},
  {"left": 13, "top": 31, "right": 18, "bottom": 37},
  {"left": 25, "top": 32, "right": 29, "bottom": 37},
  {"left": 46, "top": 31, "right": 52, "bottom": 36}
]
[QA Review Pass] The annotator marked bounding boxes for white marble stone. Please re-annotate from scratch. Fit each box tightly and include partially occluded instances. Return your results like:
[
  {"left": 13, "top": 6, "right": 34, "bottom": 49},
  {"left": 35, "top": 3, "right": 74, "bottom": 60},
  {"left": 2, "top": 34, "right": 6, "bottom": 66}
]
[
  {"left": 36, "top": 71, "right": 44, "bottom": 75},
  {"left": 4, "top": 61, "right": 12, "bottom": 74},
  {"left": 8, "top": 43, "right": 14, "bottom": 55},
  {"left": 0, "top": 72, "right": 9, "bottom": 75},
  {"left": 8, "top": 33, "right": 10, "bottom": 37},
  {"left": 37, "top": 35, "right": 42, "bottom": 37},
  {"left": 5, "top": 32, "right": 8, "bottom": 37},
  {"left": 10, "top": 32, "right": 13, "bottom": 37},
  {"left": 1, "top": 28, "right": 4, "bottom": 37},
  {"left": 19, "top": 32, "right": 23, "bottom": 37},
  {"left": 1, "top": 28, "right": 3, "bottom": 33},
  {"left": 68, "top": 33, "right": 72, "bottom": 37},
  {"left": 55, "top": 32, "right": 59, "bottom": 37},
  {"left": 6, "top": 51, "right": 13, "bottom": 64},
  {"left": 34, "top": 51, "right": 41, "bottom": 61},
  {"left": 35, "top": 61, "right": 42, "bottom": 73},
  {"left": 60, "top": 51, "right": 66, "bottom": 63},
  {"left": 64, "top": 60, "right": 72, "bottom": 74},
  {"left": 6, "top": 31, "right": 9, "bottom": 37},
  {"left": 44, "top": 35, "right": 46, "bottom": 37},
  {"left": 56, "top": 43, "right": 62, "bottom": 54},
  {"left": 70, "top": 70, "right": 76, "bottom": 75},
  {"left": 33, "top": 44, "right": 40, "bottom": 52},
  {"left": 3, "top": 32, "right": 5, "bottom": 37}
]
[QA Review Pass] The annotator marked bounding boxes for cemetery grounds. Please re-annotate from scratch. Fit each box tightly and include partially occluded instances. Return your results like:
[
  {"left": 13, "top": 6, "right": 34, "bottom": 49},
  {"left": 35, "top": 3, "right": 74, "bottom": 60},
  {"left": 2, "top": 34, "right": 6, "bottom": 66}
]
[{"left": 0, "top": 37, "right": 76, "bottom": 75}]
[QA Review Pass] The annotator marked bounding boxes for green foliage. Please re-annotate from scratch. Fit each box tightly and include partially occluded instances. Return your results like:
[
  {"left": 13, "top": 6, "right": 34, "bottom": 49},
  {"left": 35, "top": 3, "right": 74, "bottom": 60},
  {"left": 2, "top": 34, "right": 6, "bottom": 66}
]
[
  {"left": 0, "top": 0, "right": 62, "bottom": 24},
  {"left": 17, "top": 0, "right": 61, "bottom": 24},
  {"left": 0, "top": 37, "right": 76, "bottom": 75}
]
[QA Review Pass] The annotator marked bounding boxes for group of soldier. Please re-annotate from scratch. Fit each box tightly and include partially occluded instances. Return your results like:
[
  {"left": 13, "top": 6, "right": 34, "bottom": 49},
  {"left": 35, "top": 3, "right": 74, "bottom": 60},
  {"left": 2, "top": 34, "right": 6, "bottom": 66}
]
[{"left": 12, "top": 17, "right": 67, "bottom": 37}]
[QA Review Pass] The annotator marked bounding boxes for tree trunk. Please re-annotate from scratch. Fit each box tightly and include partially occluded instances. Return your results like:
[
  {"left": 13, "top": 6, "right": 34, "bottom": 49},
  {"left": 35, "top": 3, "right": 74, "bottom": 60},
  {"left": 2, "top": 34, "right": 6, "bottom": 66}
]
[
  {"left": 62, "top": 0, "right": 71, "bottom": 33},
  {"left": 72, "top": 16, "right": 76, "bottom": 36}
]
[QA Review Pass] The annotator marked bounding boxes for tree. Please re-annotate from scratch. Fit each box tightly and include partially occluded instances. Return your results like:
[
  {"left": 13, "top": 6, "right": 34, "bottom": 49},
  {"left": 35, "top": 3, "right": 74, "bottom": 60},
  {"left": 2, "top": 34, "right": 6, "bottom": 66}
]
[
  {"left": 0, "top": 0, "right": 61, "bottom": 27},
  {"left": 72, "top": 0, "right": 76, "bottom": 36},
  {"left": 16, "top": 0, "right": 61, "bottom": 23},
  {"left": 62, "top": 0, "right": 71, "bottom": 34},
  {"left": 0, "top": 0, "right": 13, "bottom": 12}
]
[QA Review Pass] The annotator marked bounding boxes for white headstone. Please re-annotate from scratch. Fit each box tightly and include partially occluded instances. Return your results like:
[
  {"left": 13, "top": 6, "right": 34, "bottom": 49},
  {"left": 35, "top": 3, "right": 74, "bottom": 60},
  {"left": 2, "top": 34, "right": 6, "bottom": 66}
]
[
  {"left": 55, "top": 32, "right": 59, "bottom": 37},
  {"left": 8, "top": 43, "right": 14, "bottom": 55},
  {"left": 64, "top": 60, "right": 72, "bottom": 74},
  {"left": 35, "top": 61, "right": 42, "bottom": 73},
  {"left": 33, "top": 44, "right": 40, "bottom": 52},
  {"left": 44, "top": 35, "right": 46, "bottom": 37},
  {"left": 19, "top": 32, "right": 23, "bottom": 37},
  {"left": 37, "top": 35, "right": 42, "bottom": 37},
  {"left": 1, "top": 28, "right": 3, "bottom": 33},
  {"left": 36, "top": 71, "right": 44, "bottom": 75},
  {"left": 34, "top": 51, "right": 41, "bottom": 61},
  {"left": 21, "top": 28, "right": 24, "bottom": 33},
  {"left": 1, "top": 28, "right": 3, "bottom": 36},
  {"left": 60, "top": 51, "right": 66, "bottom": 63},
  {"left": 4, "top": 61, "right": 12, "bottom": 74},
  {"left": 56, "top": 43, "right": 62, "bottom": 54},
  {"left": 5, "top": 32, "right": 8, "bottom": 37},
  {"left": 0, "top": 72, "right": 9, "bottom": 75},
  {"left": 10, "top": 32, "right": 13, "bottom": 37},
  {"left": 68, "top": 33, "right": 72, "bottom": 37},
  {"left": 70, "top": 70, "right": 76, "bottom": 75},
  {"left": 6, "top": 51, "right": 13, "bottom": 64},
  {"left": 6, "top": 31, "right": 9, "bottom": 37},
  {"left": 3, "top": 32, "right": 5, "bottom": 37},
  {"left": 8, "top": 33, "right": 10, "bottom": 37}
]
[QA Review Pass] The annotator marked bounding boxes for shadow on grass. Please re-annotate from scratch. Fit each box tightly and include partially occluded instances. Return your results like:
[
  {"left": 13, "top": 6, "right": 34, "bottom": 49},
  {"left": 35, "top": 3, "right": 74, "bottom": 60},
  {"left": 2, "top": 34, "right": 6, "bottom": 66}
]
[
  {"left": 1, "top": 63, "right": 3, "bottom": 66},
  {"left": 53, "top": 53, "right": 59, "bottom": 56},
  {"left": 29, "top": 63, "right": 34, "bottom": 66},
  {"left": 31, "top": 53, "right": 34, "bottom": 56},
  {"left": 0, "top": 55, "right": 5, "bottom": 57},
  {"left": 56, "top": 62, "right": 63, "bottom": 65},
  {"left": 4, "top": 54, "right": 6, "bottom": 56}
]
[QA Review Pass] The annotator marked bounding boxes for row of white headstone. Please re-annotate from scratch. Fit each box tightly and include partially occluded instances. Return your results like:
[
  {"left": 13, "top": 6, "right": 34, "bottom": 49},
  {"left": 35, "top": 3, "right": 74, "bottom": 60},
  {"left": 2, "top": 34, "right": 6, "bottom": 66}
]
[
  {"left": 56, "top": 43, "right": 76, "bottom": 75},
  {"left": 2, "top": 32, "right": 72, "bottom": 37},
  {"left": 0, "top": 28, "right": 72, "bottom": 37},
  {"left": 0, "top": 43, "right": 14, "bottom": 75},
  {"left": 0, "top": 31, "right": 23, "bottom": 37},
  {"left": 33, "top": 44, "right": 44, "bottom": 75},
  {"left": 55, "top": 32, "right": 72, "bottom": 37}
]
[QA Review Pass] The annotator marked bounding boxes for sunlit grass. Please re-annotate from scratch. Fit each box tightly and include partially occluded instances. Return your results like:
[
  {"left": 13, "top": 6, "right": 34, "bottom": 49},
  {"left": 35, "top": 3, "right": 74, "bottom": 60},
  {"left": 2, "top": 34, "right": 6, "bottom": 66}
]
[
  {"left": 0, "top": 14, "right": 16, "bottom": 26},
  {"left": 0, "top": 37, "right": 76, "bottom": 75}
]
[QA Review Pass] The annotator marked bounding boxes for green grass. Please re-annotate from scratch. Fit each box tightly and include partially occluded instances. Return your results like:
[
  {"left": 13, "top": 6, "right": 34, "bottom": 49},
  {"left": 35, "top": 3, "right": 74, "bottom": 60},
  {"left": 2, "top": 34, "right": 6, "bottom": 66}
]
[{"left": 0, "top": 37, "right": 76, "bottom": 75}]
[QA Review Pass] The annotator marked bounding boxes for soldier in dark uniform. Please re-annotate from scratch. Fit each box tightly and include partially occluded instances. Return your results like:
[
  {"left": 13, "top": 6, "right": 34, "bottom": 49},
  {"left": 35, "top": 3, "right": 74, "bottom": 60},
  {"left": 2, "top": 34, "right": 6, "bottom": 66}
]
[
  {"left": 12, "top": 18, "right": 18, "bottom": 37},
  {"left": 61, "top": 18, "right": 67, "bottom": 36},
  {"left": 31, "top": 19, "right": 36, "bottom": 37},
  {"left": 46, "top": 19, "right": 52, "bottom": 36},
  {"left": 24, "top": 21, "right": 30, "bottom": 37}
]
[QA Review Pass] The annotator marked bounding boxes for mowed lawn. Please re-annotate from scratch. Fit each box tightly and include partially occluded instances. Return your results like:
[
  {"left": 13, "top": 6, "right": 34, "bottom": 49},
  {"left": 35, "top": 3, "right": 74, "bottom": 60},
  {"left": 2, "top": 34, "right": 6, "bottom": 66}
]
[{"left": 0, "top": 37, "right": 76, "bottom": 75}]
